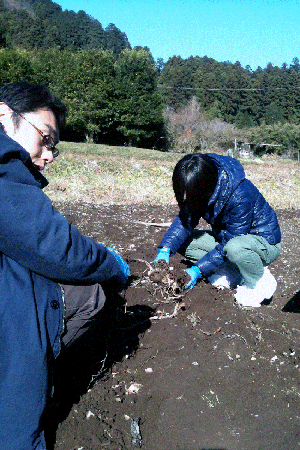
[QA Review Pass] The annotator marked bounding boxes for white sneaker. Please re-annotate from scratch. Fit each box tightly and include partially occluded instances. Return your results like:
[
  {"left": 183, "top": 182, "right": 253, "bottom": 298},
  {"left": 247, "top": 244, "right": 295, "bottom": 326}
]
[
  {"left": 208, "top": 274, "right": 231, "bottom": 290},
  {"left": 234, "top": 268, "right": 277, "bottom": 307},
  {"left": 256, "top": 267, "right": 277, "bottom": 299},
  {"left": 208, "top": 261, "right": 243, "bottom": 290},
  {"left": 234, "top": 285, "right": 263, "bottom": 307}
]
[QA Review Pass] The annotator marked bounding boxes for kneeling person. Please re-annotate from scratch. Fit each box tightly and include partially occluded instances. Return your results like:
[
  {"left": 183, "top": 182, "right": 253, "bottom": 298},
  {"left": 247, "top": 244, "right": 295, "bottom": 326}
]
[
  {"left": 154, "top": 153, "right": 281, "bottom": 307},
  {"left": 0, "top": 81, "right": 130, "bottom": 449}
]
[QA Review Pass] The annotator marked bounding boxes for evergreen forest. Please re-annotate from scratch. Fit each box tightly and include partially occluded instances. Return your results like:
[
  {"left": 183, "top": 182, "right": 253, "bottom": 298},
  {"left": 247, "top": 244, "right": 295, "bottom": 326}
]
[{"left": 1, "top": 0, "right": 300, "bottom": 155}]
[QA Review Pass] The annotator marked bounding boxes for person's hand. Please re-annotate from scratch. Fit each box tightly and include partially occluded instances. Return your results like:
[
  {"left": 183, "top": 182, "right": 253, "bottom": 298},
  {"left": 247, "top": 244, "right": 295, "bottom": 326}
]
[
  {"left": 108, "top": 248, "right": 130, "bottom": 284},
  {"left": 154, "top": 247, "right": 170, "bottom": 265},
  {"left": 184, "top": 266, "right": 202, "bottom": 290}
]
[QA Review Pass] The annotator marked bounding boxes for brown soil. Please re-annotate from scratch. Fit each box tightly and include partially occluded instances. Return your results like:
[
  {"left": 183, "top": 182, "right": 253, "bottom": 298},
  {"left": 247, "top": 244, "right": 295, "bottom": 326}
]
[{"left": 47, "top": 202, "right": 300, "bottom": 450}]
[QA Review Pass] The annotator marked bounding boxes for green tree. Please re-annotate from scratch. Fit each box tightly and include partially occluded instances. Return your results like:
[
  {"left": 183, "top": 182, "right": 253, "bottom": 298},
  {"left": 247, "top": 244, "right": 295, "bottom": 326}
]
[
  {"left": 264, "top": 101, "right": 285, "bottom": 124},
  {"left": 31, "top": 48, "right": 116, "bottom": 142},
  {"left": 158, "top": 55, "right": 193, "bottom": 109},
  {"left": 247, "top": 122, "right": 300, "bottom": 156},
  {"left": 114, "top": 48, "right": 164, "bottom": 147},
  {"left": 0, "top": 48, "right": 34, "bottom": 85},
  {"left": 193, "top": 60, "right": 225, "bottom": 115},
  {"left": 235, "top": 109, "right": 256, "bottom": 128},
  {"left": 105, "top": 23, "right": 131, "bottom": 56}
]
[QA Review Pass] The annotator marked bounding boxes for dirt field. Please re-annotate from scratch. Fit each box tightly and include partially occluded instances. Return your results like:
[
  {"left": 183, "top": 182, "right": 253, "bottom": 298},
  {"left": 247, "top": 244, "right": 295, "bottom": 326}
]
[{"left": 47, "top": 202, "right": 300, "bottom": 450}]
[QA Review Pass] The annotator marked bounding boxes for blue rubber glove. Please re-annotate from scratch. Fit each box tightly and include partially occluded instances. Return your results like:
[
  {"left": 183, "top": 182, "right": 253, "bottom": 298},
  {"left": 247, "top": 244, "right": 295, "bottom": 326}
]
[
  {"left": 108, "top": 248, "right": 130, "bottom": 285},
  {"left": 184, "top": 266, "right": 202, "bottom": 290},
  {"left": 154, "top": 247, "right": 170, "bottom": 265}
]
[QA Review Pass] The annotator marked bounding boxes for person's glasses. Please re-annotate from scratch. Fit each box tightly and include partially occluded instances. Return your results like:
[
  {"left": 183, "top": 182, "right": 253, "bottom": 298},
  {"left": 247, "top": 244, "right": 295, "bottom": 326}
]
[{"left": 14, "top": 111, "right": 59, "bottom": 158}]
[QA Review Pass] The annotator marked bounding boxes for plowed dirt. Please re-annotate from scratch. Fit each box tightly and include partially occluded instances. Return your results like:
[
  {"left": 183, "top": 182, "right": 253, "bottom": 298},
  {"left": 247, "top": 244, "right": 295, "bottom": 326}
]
[{"left": 46, "top": 203, "right": 300, "bottom": 450}]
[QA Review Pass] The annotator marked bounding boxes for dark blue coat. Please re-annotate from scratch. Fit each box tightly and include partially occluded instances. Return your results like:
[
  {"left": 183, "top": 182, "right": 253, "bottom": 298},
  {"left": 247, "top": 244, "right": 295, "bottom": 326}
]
[
  {"left": 0, "top": 130, "right": 124, "bottom": 449},
  {"left": 159, "top": 153, "right": 281, "bottom": 277}
]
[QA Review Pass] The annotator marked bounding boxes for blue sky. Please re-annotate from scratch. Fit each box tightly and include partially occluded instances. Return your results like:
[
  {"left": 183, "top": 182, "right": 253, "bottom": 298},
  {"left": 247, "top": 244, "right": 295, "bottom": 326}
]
[{"left": 57, "top": 0, "right": 299, "bottom": 70}]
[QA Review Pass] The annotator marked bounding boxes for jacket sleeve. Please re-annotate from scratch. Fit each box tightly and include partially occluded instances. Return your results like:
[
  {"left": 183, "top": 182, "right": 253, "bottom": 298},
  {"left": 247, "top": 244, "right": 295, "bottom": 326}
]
[
  {"left": 196, "top": 191, "right": 254, "bottom": 276},
  {"left": 0, "top": 179, "right": 124, "bottom": 285},
  {"left": 158, "top": 211, "right": 195, "bottom": 255}
]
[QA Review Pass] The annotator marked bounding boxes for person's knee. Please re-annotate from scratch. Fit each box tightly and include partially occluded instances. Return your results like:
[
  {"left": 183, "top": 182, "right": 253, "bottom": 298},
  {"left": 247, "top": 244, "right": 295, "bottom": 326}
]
[
  {"left": 87, "top": 284, "right": 106, "bottom": 316},
  {"left": 63, "top": 283, "right": 106, "bottom": 320},
  {"left": 224, "top": 236, "right": 249, "bottom": 263}
]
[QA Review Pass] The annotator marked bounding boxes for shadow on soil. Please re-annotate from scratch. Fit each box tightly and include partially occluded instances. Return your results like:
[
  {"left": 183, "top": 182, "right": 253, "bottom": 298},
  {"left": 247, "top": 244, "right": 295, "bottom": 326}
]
[
  {"left": 282, "top": 290, "right": 300, "bottom": 313},
  {"left": 45, "top": 281, "right": 154, "bottom": 449}
]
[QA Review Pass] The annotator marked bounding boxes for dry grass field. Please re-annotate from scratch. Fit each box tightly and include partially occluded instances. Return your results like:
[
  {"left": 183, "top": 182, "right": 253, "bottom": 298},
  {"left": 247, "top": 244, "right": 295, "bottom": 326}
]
[{"left": 44, "top": 142, "right": 300, "bottom": 209}]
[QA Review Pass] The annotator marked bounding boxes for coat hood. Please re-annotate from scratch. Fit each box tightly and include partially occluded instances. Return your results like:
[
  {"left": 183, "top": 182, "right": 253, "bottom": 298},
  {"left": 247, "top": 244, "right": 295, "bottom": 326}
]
[
  {"left": 0, "top": 127, "right": 48, "bottom": 188},
  {"left": 206, "top": 153, "right": 245, "bottom": 215}
]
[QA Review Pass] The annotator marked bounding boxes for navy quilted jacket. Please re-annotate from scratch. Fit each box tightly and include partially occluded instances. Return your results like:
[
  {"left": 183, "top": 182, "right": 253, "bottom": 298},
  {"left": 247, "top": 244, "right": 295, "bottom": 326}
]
[
  {"left": 159, "top": 153, "right": 281, "bottom": 277},
  {"left": 0, "top": 130, "right": 124, "bottom": 449}
]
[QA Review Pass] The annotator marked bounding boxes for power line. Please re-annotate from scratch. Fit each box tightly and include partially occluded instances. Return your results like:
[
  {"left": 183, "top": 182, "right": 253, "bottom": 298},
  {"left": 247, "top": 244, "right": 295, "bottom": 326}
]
[{"left": 157, "top": 85, "right": 300, "bottom": 91}]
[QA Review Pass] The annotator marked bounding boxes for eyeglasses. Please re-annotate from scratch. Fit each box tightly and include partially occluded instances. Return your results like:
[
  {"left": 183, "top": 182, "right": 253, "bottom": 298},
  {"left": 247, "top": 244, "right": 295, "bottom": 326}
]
[{"left": 14, "top": 111, "right": 59, "bottom": 158}]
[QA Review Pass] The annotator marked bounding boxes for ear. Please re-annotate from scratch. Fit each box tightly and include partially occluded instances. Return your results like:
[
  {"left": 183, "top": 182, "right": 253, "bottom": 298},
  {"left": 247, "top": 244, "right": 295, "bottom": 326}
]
[
  {"left": 0, "top": 102, "right": 13, "bottom": 118},
  {"left": 0, "top": 103, "right": 16, "bottom": 135}
]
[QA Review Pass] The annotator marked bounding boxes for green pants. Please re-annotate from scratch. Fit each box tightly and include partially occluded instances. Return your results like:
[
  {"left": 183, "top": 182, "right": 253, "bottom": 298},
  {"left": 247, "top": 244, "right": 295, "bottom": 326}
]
[{"left": 180, "top": 231, "right": 281, "bottom": 288}]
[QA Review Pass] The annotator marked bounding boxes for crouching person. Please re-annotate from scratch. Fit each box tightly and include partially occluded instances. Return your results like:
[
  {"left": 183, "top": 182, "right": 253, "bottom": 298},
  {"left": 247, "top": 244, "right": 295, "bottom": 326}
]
[
  {"left": 154, "top": 153, "right": 281, "bottom": 307},
  {"left": 0, "top": 82, "right": 130, "bottom": 450}
]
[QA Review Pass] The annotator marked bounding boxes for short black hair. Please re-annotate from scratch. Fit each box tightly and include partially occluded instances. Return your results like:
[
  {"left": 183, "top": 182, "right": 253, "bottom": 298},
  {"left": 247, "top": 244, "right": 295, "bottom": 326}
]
[
  {"left": 0, "top": 81, "right": 67, "bottom": 129},
  {"left": 172, "top": 153, "right": 218, "bottom": 215}
]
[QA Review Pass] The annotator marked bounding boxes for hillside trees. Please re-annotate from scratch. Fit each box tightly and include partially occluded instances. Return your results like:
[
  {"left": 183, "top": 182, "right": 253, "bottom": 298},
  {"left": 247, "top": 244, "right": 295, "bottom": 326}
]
[
  {"left": 0, "top": 0, "right": 130, "bottom": 54},
  {"left": 2, "top": 0, "right": 300, "bottom": 154},
  {"left": 158, "top": 55, "right": 300, "bottom": 130},
  {"left": 0, "top": 47, "right": 164, "bottom": 146},
  {"left": 158, "top": 55, "right": 300, "bottom": 155}
]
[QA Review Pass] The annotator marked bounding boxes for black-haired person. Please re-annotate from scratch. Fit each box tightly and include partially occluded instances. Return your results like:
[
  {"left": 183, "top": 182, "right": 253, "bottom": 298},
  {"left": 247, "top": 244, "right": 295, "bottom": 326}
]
[
  {"left": 155, "top": 153, "right": 281, "bottom": 307},
  {"left": 0, "top": 82, "right": 130, "bottom": 450}
]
